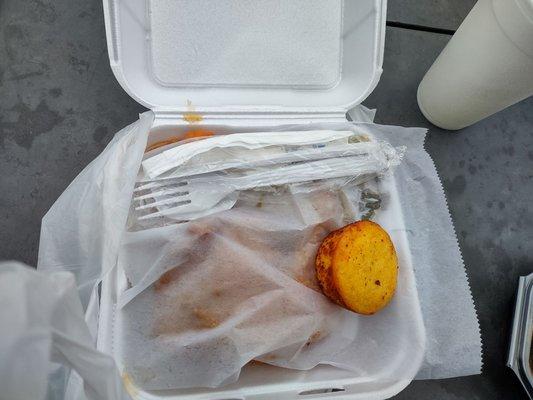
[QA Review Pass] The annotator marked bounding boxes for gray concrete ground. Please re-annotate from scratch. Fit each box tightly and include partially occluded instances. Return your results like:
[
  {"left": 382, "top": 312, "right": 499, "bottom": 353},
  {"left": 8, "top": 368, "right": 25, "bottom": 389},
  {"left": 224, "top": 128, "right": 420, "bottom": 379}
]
[{"left": 1, "top": 0, "right": 532, "bottom": 398}]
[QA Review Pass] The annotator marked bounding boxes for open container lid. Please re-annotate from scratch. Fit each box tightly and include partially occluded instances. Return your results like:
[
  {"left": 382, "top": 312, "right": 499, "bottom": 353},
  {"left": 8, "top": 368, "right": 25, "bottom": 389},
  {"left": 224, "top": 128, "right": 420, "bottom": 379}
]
[{"left": 103, "top": 0, "right": 386, "bottom": 115}]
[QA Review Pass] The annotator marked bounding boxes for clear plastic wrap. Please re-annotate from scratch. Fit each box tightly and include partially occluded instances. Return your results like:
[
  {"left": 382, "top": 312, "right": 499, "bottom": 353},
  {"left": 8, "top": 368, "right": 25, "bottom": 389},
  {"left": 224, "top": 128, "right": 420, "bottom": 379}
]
[
  {"left": 142, "top": 130, "right": 370, "bottom": 179},
  {"left": 133, "top": 138, "right": 402, "bottom": 222}
]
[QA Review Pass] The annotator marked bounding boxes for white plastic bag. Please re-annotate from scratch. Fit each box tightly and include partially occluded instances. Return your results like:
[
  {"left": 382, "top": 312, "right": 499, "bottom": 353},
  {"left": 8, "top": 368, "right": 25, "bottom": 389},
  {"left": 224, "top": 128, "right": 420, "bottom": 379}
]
[
  {"left": 37, "top": 112, "right": 153, "bottom": 399},
  {"left": 38, "top": 112, "right": 154, "bottom": 311},
  {"left": 0, "top": 262, "right": 130, "bottom": 400}
]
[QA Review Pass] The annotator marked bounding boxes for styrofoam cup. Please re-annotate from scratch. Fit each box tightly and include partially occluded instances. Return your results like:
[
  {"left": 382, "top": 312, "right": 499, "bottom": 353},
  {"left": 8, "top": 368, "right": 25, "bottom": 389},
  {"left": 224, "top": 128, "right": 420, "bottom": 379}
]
[{"left": 417, "top": 0, "right": 533, "bottom": 130}]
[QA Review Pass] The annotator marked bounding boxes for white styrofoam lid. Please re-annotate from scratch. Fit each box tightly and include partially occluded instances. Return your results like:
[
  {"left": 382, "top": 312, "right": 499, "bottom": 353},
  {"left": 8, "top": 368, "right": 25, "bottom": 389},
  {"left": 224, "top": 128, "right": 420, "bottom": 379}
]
[{"left": 103, "top": 0, "right": 386, "bottom": 113}]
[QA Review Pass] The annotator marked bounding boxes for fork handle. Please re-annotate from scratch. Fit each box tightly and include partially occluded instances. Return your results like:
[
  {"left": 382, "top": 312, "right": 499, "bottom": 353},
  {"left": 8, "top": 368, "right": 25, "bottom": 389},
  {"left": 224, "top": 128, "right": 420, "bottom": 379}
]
[{"left": 199, "top": 155, "right": 388, "bottom": 190}]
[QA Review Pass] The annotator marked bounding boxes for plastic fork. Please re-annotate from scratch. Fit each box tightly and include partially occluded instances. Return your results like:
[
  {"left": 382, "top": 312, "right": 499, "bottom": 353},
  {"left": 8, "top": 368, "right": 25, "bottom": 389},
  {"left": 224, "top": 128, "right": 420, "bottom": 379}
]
[{"left": 133, "top": 154, "right": 392, "bottom": 221}]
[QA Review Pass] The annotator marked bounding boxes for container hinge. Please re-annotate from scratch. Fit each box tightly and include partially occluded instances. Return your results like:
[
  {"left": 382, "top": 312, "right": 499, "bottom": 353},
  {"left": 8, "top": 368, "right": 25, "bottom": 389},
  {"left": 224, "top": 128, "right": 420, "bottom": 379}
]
[{"left": 152, "top": 109, "right": 349, "bottom": 126}]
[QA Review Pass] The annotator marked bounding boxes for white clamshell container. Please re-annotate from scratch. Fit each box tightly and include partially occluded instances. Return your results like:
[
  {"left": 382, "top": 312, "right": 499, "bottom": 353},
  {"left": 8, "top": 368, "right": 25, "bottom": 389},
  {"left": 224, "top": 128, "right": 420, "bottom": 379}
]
[{"left": 98, "top": 1, "right": 426, "bottom": 399}]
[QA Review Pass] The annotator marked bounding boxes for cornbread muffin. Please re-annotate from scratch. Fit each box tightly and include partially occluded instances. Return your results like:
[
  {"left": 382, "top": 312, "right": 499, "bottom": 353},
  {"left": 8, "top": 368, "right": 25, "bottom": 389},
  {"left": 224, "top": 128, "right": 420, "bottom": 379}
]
[{"left": 315, "top": 220, "right": 398, "bottom": 315}]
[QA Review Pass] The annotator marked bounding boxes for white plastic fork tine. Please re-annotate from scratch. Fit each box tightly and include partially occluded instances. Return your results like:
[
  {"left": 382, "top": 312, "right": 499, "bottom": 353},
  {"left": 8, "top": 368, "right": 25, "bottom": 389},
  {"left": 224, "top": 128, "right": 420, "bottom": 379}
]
[
  {"left": 134, "top": 183, "right": 158, "bottom": 192},
  {"left": 134, "top": 182, "right": 168, "bottom": 192},
  {"left": 137, "top": 175, "right": 188, "bottom": 185},
  {"left": 134, "top": 179, "right": 187, "bottom": 192},
  {"left": 134, "top": 187, "right": 189, "bottom": 202},
  {"left": 138, "top": 202, "right": 192, "bottom": 220},
  {"left": 135, "top": 195, "right": 190, "bottom": 211}
]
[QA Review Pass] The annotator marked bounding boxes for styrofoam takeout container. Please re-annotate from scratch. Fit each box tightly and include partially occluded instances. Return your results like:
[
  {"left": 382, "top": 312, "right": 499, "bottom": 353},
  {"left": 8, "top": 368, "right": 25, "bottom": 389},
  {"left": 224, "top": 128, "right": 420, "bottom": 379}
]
[{"left": 98, "top": 1, "right": 426, "bottom": 399}]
